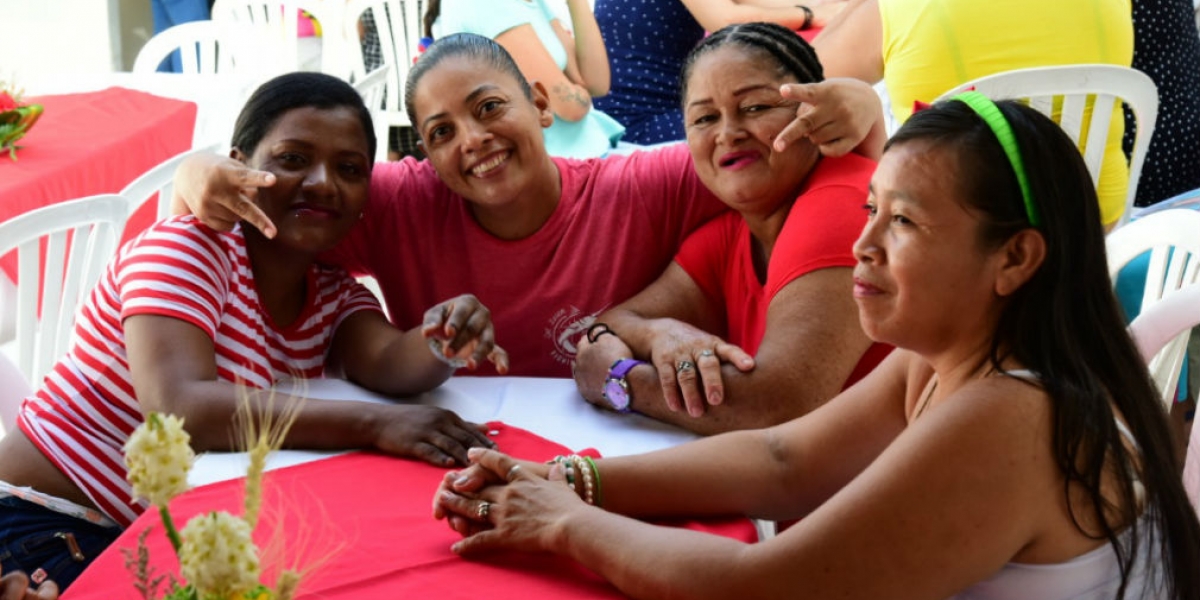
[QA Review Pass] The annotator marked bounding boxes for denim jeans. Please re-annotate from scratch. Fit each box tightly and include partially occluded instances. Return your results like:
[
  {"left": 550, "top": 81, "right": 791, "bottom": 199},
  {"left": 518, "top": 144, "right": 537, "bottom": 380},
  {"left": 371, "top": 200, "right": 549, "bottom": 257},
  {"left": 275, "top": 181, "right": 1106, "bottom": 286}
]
[{"left": 0, "top": 496, "right": 121, "bottom": 591}]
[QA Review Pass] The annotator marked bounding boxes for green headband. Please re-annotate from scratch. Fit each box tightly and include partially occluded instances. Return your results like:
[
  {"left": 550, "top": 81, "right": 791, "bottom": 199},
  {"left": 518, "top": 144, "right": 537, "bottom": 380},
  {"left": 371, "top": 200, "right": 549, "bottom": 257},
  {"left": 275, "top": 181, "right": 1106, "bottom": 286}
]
[{"left": 952, "top": 91, "right": 1041, "bottom": 227}]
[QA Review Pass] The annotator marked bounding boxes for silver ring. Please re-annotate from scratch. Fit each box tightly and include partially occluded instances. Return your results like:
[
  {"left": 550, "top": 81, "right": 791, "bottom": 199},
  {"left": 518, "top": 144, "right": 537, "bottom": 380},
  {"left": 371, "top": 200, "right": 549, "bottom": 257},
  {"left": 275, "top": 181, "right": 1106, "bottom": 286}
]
[
  {"left": 476, "top": 501, "right": 491, "bottom": 519},
  {"left": 699, "top": 349, "right": 714, "bottom": 358},
  {"left": 506, "top": 464, "right": 522, "bottom": 481},
  {"left": 676, "top": 360, "right": 696, "bottom": 374}
]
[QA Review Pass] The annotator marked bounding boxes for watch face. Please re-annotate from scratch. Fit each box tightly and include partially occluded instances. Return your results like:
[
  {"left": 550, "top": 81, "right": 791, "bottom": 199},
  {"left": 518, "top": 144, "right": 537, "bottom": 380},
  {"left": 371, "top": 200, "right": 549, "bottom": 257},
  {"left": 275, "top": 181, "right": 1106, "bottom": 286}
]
[{"left": 603, "top": 379, "right": 631, "bottom": 411}]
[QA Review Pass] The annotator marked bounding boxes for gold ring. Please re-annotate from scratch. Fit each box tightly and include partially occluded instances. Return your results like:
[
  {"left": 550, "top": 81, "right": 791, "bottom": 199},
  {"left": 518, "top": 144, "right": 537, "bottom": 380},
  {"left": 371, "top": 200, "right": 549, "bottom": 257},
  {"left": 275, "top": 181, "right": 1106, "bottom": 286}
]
[
  {"left": 676, "top": 360, "right": 696, "bottom": 373},
  {"left": 476, "top": 501, "right": 491, "bottom": 519},
  {"left": 699, "top": 349, "right": 715, "bottom": 358}
]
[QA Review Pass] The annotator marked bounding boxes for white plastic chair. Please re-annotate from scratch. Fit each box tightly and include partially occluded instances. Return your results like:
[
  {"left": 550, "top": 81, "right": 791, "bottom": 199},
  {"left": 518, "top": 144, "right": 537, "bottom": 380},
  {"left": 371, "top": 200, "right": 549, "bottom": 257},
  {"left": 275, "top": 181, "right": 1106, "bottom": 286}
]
[
  {"left": 0, "top": 195, "right": 129, "bottom": 386},
  {"left": 0, "top": 351, "right": 32, "bottom": 438},
  {"left": 1107, "top": 209, "right": 1200, "bottom": 405},
  {"left": 133, "top": 20, "right": 252, "bottom": 75},
  {"left": 351, "top": 64, "right": 393, "bottom": 163},
  {"left": 121, "top": 143, "right": 222, "bottom": 226},
  {"left": 936, "top": 64, "right": 1159, "bottom": 228},
  {"left": 344, "top": 0, "right": 426, "bottom": 130},
  {"left": 212, "top": 0, "right": 346, "bottom": 75}
]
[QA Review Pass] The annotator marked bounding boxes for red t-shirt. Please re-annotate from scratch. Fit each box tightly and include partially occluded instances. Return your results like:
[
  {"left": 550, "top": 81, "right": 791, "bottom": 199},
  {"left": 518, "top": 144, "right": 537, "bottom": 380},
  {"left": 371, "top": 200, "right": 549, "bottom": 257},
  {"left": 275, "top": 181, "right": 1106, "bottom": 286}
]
[
  {"left": 325, "top": 144, "right": 727, "bottom": 377},
  {"left": 674, "top": 153, "right": 891, "bottom": 387}
]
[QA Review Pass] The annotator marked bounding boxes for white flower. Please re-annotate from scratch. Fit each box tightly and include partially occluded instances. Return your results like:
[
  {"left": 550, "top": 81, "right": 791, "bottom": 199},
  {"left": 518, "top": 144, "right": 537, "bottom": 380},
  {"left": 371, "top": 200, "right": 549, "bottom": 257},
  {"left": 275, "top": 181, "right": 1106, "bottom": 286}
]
[
  {"left": 179, "top": 511, "right": 261, "bottom": 597},
  {"left": 124, "top": 412, "right": 195, "bottom": 506}
]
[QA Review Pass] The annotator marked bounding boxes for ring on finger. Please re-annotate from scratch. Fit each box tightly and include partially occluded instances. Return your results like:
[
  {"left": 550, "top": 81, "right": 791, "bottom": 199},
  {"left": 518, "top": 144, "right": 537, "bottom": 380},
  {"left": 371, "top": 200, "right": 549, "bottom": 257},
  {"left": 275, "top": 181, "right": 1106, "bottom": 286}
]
[
  {"left": 476, "top": 501, "right": 492, "bottom": 519},
  {"left": 699, "top": 349, "right": 715, "bottom": 358},
  {"left": 676, "top": 360, "right": 696, "bottom": 374},
  {"left": 506, "top": 465, "right": 522, "bottom": 482}
]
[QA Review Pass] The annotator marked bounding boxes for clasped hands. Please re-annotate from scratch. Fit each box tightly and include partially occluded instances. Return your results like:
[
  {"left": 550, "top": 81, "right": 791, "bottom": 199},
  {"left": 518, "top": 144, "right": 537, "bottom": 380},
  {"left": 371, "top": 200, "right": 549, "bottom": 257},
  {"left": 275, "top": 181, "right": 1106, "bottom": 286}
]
[
  {"left": 431, "top": 448, "right": 591, "bottom": 555},
  {"left": 575, "top": 320, "right": 754, "bottom": 417}
]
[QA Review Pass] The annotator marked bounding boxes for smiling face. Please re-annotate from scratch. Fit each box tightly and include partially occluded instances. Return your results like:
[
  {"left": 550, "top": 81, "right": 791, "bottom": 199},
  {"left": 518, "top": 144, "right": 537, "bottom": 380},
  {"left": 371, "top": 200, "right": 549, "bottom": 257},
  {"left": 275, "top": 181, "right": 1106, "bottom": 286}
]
[
  {"left": 235, "top": 106, "right": 371, "bottom": 255},
  {"left": 411, "top": 55, "right": 557, "bottom": 211},
  {"left": 682, "top": 45, "right": 819, "bottom": 214},
  {"left": 852, "top": 141, "right": 1010, "bottom": 354}
]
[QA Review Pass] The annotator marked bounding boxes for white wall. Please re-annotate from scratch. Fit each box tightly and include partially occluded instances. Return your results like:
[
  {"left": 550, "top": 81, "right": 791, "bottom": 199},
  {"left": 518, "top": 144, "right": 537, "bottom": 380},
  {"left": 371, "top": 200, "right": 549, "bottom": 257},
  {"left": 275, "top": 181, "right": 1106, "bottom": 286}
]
[{"left": 1, "top": 0, "right": 122, "bottom": 84}]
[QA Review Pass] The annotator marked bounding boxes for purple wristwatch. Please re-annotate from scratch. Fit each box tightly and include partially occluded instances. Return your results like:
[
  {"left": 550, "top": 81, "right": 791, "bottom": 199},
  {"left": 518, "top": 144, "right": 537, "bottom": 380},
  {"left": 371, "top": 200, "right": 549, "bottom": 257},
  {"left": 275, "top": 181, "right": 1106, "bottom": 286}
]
[{"left": 602, "top": 358, "right": 644, "bottom": 413}]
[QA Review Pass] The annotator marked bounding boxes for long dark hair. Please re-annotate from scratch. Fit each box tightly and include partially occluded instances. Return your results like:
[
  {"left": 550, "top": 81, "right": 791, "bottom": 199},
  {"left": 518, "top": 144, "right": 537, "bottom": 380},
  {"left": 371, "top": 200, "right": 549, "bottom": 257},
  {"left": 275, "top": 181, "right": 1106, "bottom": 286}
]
[
  {"left": 404, "top": 33, "right": 533, "bottom": 130},
  {"left": 679, "top": 22, "right": 824, "bottom": 104},
  {"left": 889, "top": 100, "right": 1200, "bottom": 599},
  {"left": 423, "top": 0, "right": 441, "bottom": 39},
  {"left": 232, "top": 71, "right": 376, "bottom": 162}
]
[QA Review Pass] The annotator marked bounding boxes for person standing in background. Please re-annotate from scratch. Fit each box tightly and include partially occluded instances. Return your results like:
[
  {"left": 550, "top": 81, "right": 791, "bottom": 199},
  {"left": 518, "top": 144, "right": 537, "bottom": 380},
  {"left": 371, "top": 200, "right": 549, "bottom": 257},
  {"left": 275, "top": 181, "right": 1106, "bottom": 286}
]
[
  {"left": 594, "top": 0, "right": 847, "bottom": 145},
  {"left": 426, "top": 0, "right": 626, "bottom": 158},
  {"left": 1127, "top": 0, "right": 1200, "bottom": 206}
]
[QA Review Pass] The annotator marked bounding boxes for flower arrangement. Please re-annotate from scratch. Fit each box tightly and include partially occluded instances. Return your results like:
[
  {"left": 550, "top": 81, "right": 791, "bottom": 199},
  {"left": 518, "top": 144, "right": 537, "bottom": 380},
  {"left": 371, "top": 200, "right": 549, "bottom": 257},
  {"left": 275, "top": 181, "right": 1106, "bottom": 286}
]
[
  {"left": 0, "top": 83, "right": 42, "bottom": 161},
  {"left": 122, "top": 394, "right": 305, "bottom": 600}
]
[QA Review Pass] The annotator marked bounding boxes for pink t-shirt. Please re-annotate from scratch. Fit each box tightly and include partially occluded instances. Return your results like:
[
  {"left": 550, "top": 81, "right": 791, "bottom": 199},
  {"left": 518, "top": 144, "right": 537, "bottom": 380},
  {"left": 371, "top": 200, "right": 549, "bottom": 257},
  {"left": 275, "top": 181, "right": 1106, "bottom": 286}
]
[
  {"left": 19, "top": 218, "right": 380, "bottom": 526},
  {"left": 675, "top": 154, "right": 891, "bottom": 386},
  {"left": 326, "top": 144, "right": 726, "bottom": 377}
]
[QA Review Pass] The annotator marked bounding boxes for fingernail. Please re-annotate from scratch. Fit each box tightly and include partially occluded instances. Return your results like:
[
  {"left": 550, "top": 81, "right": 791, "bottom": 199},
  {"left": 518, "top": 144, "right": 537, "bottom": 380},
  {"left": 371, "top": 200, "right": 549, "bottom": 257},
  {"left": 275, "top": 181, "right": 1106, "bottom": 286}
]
[
  {"left": 709, "top": 391, "right": 722, "bottom": 405},
  {"left": 454, "top": 475, "right": 470, "bottom": 487},
  {"left": 467, "top": 447, "right": 484, "bottom": 458},
  {"left": 451, "top": 542, "right": 462, "bottom": 553}
]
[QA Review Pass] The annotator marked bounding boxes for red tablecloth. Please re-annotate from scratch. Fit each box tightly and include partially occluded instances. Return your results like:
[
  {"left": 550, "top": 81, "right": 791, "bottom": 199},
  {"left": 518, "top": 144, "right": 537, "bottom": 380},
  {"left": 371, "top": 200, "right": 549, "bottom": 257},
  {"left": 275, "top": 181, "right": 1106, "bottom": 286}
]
[
  {"left": 64, "top": 422, "right": 756, "bottom": 599},
  {"left": 0, "top": 87, "right": 196, "bottom": 279}
]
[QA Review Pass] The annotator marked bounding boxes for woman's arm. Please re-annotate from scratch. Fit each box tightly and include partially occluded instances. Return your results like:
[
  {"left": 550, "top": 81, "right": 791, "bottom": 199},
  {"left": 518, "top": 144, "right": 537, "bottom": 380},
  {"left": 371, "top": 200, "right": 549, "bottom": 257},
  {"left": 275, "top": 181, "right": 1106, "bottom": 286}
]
[
  {"left": 679, "top": 0, "right": 843, "bottom": 32},
  {"left": 451, "top": 364, "right": 1068, "bottom": 600},
  {"left": 443, "top": 351, "right": 909, "bottom": 526},
  {"left": 577, "top": 265, "right": 871, "bottom": 434},
  {"left": 328, "top": 294, "right": 509, "bottom": 397},
  {"left": 553, "top": 0, "right": 610, "bottom": 95},
  {"left": 124, "top": 315, "right": 494, "bottom": 466},
  {"left": 496, "top": 23, "right": 595, "bottom": 122},
  {"left": 812, "top": 0, "right": 884, "bottom": 83}
]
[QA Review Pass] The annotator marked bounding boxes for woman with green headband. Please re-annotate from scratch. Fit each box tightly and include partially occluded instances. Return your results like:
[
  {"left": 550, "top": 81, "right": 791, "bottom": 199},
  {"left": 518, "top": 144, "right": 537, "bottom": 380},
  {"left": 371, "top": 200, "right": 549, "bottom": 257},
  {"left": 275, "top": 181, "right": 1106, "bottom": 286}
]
[{"left": 433, "top": 96, "right": 1200, "bottom": 598}]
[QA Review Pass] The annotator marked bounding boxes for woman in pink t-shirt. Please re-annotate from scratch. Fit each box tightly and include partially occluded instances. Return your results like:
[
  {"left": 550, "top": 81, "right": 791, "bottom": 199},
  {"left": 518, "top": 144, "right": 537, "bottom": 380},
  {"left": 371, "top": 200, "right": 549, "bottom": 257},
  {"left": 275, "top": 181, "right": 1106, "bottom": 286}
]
[{"left": 573, "top": 23, "right": 890, "bottom": 435}]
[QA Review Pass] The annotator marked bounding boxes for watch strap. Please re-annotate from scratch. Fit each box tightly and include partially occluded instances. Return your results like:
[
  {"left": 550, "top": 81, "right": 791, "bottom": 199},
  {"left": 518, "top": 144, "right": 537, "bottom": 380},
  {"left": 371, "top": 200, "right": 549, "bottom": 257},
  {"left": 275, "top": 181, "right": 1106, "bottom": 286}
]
[{"left": 608, "top": 358, "right": 643, "bottom": 378}]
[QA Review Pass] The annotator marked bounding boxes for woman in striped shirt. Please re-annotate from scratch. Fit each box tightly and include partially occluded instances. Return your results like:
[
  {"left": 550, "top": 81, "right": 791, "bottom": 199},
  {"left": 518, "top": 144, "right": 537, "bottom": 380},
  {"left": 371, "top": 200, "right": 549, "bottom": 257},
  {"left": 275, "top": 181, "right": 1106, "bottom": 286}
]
[{"left": 0, "top": 72, "right": 507, "bottom": 591}]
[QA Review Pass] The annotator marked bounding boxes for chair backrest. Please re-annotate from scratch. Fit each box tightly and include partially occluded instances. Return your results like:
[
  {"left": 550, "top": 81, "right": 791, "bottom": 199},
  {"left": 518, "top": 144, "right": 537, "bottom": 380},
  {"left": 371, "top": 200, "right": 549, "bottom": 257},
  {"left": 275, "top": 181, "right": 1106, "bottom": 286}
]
[
  {"left": 0, "top": 350, "right": 32, "bottom": 438},
  {"left": 1107, "top": 209, "right": 1200, "bottom": 405},
  {"left": 120, "top": 143, "right": 222, "bottom": 224},
  {"left": 344, "top": 0, "right": 425, "bottom": 128},
  {"left": 212, "top": 0, "right": 347, "bottom": 75},
  {"left": 0, "top": 195, "right": 129, "bottom": 386},
  {"left": 133, "top": 20, "right": 249, "bottom": 75},
  {"left": 935, "top": 64, "right": 1159, "bottom": 228},
  {"left": 351, "top": 64, "right": 393, "bottom": 162}
]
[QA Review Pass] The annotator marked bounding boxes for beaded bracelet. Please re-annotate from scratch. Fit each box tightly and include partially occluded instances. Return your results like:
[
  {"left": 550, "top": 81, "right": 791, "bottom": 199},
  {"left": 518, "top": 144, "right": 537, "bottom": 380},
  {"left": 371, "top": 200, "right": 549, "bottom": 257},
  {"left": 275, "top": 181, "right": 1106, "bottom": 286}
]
[
  {"left": 548, "top": 454, "right": 600, "bottom": 506},
  {"left": 582, "top": 456, "right": 603, "bottom": 506},
  {"left": 571, "top": 455, "right": 596, "bottom": 506}
]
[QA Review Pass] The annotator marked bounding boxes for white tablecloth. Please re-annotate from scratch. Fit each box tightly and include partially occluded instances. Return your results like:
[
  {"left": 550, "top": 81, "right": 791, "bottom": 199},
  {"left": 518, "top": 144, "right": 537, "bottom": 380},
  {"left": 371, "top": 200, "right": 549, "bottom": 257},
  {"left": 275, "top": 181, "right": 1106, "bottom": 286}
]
[{"left": 189, "top": 377, "right": 700, "bottom": 487}]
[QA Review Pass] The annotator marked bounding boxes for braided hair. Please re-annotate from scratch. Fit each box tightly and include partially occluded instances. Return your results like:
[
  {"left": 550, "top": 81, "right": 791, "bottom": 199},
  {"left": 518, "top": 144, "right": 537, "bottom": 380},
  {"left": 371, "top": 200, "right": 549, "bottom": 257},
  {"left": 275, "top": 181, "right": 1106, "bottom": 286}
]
[{"left": 679, "top": 21, "right": 824, "bottom": 103}]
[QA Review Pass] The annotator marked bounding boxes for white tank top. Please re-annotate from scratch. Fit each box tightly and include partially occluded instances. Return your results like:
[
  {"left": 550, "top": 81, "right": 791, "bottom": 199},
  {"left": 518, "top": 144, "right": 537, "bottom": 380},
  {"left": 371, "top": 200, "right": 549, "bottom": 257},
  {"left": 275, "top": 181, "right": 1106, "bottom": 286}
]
[{"left": 953, "top": 370, "right": 1163, "bottom": 599}]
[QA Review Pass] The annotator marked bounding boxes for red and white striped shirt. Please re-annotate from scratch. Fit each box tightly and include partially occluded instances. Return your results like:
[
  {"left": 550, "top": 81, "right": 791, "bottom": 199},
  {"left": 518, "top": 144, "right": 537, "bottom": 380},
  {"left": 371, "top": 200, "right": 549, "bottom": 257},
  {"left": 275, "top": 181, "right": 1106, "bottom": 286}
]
[{"left": 18, "top": 217, "right": 381, "bottom": 527}]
